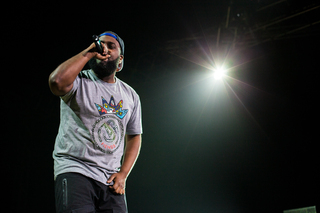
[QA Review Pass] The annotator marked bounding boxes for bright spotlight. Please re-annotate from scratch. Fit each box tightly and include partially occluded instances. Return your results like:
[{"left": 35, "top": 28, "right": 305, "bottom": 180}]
[{"left": 213, "top": 67, "right": 225, "bottom": 80}]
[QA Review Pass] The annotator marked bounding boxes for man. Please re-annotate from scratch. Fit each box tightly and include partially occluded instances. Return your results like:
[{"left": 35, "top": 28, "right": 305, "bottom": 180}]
[{"left": 49, "top": 31, "right": 142, "bottom": 213}]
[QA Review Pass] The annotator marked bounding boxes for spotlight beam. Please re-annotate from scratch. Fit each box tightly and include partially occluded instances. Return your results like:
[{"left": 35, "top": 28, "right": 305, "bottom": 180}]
[{"left": 213, "top": 67, "right": 226, "bottom": 80}]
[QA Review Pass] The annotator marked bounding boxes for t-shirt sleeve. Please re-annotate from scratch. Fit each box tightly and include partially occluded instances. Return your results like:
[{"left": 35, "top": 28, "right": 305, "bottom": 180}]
[
  {"left": 126, "top": 94, "right": 143, "bottom": 135},
  {"left": 60, "top": 75, "right": 80, "bottom": 103}
]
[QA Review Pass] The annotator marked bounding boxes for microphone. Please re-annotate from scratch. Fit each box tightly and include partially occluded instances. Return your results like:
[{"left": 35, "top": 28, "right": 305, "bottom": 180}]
[{"left": 92, "top": 35, "right": 103, "bottom": 55}]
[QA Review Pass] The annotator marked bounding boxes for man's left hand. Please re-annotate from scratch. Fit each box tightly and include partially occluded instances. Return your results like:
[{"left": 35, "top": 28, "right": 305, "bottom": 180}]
[{"left": 107, "top": 172, "right": 127, "bottom": 195}]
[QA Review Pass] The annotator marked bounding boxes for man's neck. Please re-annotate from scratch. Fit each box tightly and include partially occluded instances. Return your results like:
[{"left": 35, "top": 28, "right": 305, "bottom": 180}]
[
  {"left": 100, "top": 73, "right": 116, "bottom": 83},
  {"left": 93, "top": 71, "right": 116, "bottom": 83}
]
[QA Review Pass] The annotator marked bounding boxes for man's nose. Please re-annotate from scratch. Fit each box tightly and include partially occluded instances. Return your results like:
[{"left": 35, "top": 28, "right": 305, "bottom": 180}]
[{"left": 102, "top": 43, "right": 109, "bottom": 56}]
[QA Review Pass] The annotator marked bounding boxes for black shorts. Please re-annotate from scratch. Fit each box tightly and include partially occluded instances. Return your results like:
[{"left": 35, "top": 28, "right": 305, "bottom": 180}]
[{"left": 55, "top": 172, "right": 127, "bottom": 213}]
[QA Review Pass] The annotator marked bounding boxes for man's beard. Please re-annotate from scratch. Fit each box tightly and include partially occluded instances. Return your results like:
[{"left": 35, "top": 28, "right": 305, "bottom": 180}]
[{"left": 88, "top": 56, "right": 120, "bottom": 78}]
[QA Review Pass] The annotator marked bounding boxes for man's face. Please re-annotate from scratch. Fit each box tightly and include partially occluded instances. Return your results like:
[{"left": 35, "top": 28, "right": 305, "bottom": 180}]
[{"left": 89, "top": 35, "right": 123, "bottom": 78}]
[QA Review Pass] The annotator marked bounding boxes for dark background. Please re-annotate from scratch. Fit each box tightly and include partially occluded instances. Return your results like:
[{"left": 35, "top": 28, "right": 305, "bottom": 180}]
[{"left": 3, "top": 0, "right": 319, "bottom": 212}]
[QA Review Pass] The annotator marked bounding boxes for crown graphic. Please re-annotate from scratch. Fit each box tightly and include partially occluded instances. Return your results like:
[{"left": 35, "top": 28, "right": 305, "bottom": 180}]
[{"left": 95, "top": 96, "right": 128, "bottom": 119}]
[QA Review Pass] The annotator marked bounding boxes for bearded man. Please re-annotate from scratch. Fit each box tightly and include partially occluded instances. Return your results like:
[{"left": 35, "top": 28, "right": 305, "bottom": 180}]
[{"left": 49, "top": 31, "right": 142, "bottom": 213}]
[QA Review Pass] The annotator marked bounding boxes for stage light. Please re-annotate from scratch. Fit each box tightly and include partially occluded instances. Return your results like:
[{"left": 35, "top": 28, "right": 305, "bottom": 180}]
[{"left": 213, "top": 67, "right": 225, "bottom": 80}]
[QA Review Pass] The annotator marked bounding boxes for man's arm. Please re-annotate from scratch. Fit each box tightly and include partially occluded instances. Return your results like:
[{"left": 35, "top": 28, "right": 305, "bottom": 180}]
[
  {"left": 48, "top": 43, "right": 109, "bottom": 96},
  {"left": 107, "top": 134, "right": 142, "bottom": 194}
]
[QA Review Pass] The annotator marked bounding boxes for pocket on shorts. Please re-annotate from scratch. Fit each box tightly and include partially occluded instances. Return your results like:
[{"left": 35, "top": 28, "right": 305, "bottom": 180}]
[{"left": 62, "top": 178, "right": 68, "bottom": 209}]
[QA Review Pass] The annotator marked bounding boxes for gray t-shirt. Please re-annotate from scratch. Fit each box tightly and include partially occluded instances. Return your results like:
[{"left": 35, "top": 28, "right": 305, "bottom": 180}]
[{"left": 53, "top": 70, "right": 142, "bottom": 185}]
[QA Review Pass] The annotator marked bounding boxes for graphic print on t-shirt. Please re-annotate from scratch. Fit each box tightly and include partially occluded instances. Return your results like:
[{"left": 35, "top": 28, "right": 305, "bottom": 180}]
[
  {"left": 92, "top": 96, "right": 128, "bottom": 154},
  {"left": 94, "top": 96, "right": 128, "bottom": 119}
]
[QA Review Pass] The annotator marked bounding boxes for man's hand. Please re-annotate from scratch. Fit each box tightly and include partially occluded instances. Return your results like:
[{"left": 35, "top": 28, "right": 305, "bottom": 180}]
[
  {"left": 107, "top": 135, "right": 141, "bottom": 195},
  {"left": 87, "top": 42, "right": 110, "bottom": 60},
  {"left": 107, "top": 172, "right": 127, "bottom": 195}
]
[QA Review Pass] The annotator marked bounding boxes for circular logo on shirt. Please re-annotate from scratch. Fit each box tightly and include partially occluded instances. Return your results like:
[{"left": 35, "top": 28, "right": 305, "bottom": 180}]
[{"left": 91, "top": 114, "right": 124, "bottom": 154}]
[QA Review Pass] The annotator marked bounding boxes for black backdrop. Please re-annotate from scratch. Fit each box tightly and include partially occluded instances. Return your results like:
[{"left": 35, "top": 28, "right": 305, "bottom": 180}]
[{"left": 3, "top": 1, "right": 319, "bottom": 212}]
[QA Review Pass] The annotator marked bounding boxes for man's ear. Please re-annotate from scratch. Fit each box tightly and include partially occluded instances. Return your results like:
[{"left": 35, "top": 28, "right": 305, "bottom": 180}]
[
  {"left": 119, "top": 55, "right": 124, "bottom": 64},
  {"left": 117, "top": 55, "right": 124, "bottom": 72}
]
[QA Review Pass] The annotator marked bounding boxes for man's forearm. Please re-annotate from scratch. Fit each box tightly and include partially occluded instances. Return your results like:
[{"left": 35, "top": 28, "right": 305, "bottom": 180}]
[
  {"left": 120, "top": 134, "right": 142, "bottom": 178},
  {"left": 48, "top": 43, "right": 107, "bottom": 96}
]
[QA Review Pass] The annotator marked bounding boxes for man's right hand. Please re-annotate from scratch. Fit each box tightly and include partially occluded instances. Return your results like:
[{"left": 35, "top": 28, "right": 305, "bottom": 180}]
[{"left": 86, "top": 42, "right": 110, "bottom": 61}]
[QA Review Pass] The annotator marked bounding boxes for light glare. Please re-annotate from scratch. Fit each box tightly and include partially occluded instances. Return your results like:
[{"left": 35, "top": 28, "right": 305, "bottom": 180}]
[{"left": 213, "top": 68, "right": 225, "bottom": 80}]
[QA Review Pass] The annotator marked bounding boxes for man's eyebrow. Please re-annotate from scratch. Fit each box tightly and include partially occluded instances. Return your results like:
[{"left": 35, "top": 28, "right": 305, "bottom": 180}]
[{"left": 100, "top": 40, "right": 116, "bottom": 45}]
